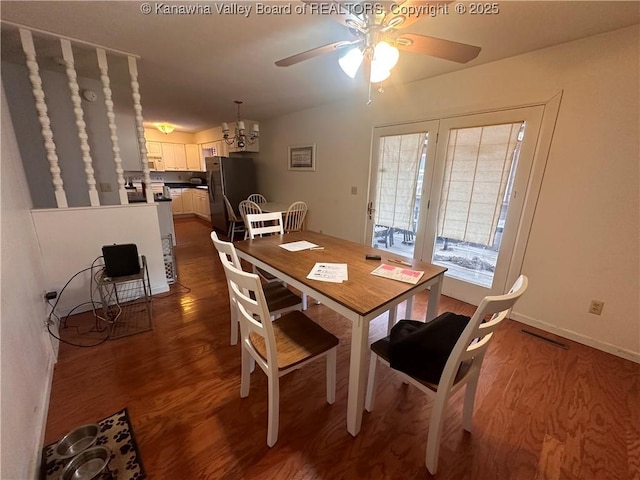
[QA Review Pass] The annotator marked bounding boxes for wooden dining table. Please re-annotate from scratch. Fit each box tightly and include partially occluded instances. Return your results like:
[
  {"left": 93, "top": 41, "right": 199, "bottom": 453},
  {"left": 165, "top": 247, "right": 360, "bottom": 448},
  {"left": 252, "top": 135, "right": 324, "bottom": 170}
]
[
  {"left": 258, "top": 202, "right": 291, "bottom": 214},
  {"left": 234, "top": 230, "right": 447, "bottom": 436}
]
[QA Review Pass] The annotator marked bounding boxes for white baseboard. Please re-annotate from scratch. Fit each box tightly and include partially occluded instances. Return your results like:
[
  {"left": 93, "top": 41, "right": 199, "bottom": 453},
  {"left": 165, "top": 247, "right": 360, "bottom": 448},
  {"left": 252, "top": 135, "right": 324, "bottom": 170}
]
[
  {"left": 30, "top": 353, "right": 56, "bottom": 478},
  {"left": 511, "top": 311, "right": 640, "bottom": 364}
]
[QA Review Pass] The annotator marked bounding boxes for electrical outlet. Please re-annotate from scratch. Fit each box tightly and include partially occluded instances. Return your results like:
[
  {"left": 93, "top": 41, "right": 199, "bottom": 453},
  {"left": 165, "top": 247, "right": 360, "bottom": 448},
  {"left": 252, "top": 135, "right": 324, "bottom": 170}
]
[
  {"left": 99, "top": 182, "right": 112, "bottom": 192},
  {"left": 589, "top": 300, "right": 604, "bottom": 315}
]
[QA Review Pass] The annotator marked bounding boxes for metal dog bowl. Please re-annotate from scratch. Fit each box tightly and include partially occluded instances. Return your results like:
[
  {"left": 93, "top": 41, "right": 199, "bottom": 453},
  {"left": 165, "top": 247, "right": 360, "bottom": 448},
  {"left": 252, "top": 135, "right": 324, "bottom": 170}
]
[
  {"left": 54, "top": 424, "right": 100, "bottom": 460},
  {"left": 60, "top": 446, "right": 111, "bottom": 480}
]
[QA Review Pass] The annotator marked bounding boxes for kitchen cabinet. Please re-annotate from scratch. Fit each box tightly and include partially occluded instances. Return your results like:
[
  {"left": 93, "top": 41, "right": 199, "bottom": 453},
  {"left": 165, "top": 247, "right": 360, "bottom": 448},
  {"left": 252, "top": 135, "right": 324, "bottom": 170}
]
[
  {"left": 185, "top": 144, "right": 203, "bottom": 171},
  {"left": 182, "top": 188, "right": 194, "bottom": 214},
  {"left": 170, "top": 188, "right": 194, "bottom": 215},
  {"left": 147, "top": 141, "right": 163, "bottom": 157},
  {"left": 146, "top": 141, "right": 164, "bottom": 171},
  {"left": 162, "top": 143, "right": 187, "bottom": 171},
  {"left": 201, "top": 141, "right": 228, "bottom": 158},
  {"left": 193, "top": 188, "right": 210, "bottom": 221},
  {"left": 170, "top": 188, "right": 183, "bottom": 215}
]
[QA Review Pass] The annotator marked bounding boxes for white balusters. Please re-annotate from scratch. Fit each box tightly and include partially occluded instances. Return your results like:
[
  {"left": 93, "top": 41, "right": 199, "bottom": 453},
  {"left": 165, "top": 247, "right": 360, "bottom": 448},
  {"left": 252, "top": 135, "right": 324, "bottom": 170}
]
[
  {"left": 19, "top": 29, "right": 68, "bottom": 208},
  {"left": 96, "top": 49, "right": 128, "bottom": 205},
  {"left": 60, "top": 39, "right": 100, "bottom": 206},
  {"left": 128, "top": 56, "right": 153, "bottom": 204}
]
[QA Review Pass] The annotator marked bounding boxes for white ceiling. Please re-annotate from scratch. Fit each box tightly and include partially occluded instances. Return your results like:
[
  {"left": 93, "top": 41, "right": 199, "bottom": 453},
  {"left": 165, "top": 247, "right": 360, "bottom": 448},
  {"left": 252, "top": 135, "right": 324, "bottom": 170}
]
[{"left": 1, "top": 1, "right": 638, "bottom": 132}]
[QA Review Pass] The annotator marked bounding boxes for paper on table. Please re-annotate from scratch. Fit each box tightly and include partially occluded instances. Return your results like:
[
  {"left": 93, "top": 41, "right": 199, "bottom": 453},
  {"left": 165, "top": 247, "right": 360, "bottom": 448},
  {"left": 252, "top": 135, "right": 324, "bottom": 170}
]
[
  {"left": 371, "top": 263, "right": 424, "bottom": 285},
  {"left": 307, "top": 263, "right": 348, "bottom": 283},
  {"left": 279, "top": 240, "right": 319, "bottom": 252}
]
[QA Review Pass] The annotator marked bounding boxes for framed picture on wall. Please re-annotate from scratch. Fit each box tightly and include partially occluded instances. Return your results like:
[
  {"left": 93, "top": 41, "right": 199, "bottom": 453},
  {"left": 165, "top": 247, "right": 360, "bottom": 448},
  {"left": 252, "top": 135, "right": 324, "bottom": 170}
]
[{"left": 288, "top": 144, "right": 316, "bottom": 171}]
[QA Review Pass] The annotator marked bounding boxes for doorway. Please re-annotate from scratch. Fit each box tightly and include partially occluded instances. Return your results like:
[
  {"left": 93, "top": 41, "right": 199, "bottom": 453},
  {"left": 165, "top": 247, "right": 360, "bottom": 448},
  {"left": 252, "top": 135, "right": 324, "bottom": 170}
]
[{"left": 366, "top": 106, "right": 546, "bottom": 305}]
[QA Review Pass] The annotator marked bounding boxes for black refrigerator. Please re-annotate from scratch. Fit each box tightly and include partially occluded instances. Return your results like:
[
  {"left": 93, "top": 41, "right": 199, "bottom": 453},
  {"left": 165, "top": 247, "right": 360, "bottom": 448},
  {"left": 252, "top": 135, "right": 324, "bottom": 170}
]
[{"left": 206, "top": 156, "right": 257, "bottom": 233}]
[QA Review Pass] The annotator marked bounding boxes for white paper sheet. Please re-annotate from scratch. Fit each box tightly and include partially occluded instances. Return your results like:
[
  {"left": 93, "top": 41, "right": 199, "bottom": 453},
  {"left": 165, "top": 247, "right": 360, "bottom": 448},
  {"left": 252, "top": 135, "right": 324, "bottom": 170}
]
[
  {"left": 307, "top": 263, "right": 349, "bottom": 283},
  {"left": 371, "top": 264, "right": 424, "bottom": 284},
  {"left": 279, "top": 240, "right": 319, "bottom": 252}
]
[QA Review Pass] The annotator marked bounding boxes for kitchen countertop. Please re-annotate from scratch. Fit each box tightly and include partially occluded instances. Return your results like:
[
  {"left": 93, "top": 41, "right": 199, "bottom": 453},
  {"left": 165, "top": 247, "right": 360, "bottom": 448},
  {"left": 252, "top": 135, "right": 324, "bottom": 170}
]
[
  {"left": 165, "top": 182, "right": 208, "bottom": 189},
  {"left": 129, "top": 198, "right": 172, "bottom": 203}
]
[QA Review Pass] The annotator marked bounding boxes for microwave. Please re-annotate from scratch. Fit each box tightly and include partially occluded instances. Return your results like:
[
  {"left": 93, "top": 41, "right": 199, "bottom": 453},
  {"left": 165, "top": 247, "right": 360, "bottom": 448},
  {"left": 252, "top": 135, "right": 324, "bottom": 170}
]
[{"left": 148, "top": 155, "right": 164, "bottom": 171}]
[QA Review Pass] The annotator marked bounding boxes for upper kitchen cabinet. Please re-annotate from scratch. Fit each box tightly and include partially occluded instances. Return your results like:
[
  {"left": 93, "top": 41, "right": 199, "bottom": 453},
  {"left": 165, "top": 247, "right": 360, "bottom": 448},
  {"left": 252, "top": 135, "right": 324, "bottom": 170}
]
[
  {"left": 162, "top": 143, "right": 187, "bottom": 171},
  {"left": 146, "top": 141, "right": 164, "bottom": 171},
  {"left": 201, "top": 141, "right": 228, "bottom": 158},
  {"left": 185, "top": 144, "right": 203, "bottom": 171}
]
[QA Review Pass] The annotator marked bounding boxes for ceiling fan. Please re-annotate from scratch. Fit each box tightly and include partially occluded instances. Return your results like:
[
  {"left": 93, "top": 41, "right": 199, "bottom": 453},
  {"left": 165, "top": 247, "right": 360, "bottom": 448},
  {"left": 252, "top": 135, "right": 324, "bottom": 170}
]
[{"left": 275, "top": 0, "right": 481, "bottom": 94}]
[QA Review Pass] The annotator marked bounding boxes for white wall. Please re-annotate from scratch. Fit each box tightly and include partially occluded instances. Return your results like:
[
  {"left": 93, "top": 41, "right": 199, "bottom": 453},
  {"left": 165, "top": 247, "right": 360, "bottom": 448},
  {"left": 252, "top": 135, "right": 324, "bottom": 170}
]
[
  {"left": 31, "top": 204, "right": 170, "bottom": 316},
  {"left": 1, "top": 82, "right": 54, "bottom": 479},
  {"left": 259, "top": 26, "right": 640, "bottom": 360},
  {"left": 1, "top": 61, "right": 142, "bottom": 208}
]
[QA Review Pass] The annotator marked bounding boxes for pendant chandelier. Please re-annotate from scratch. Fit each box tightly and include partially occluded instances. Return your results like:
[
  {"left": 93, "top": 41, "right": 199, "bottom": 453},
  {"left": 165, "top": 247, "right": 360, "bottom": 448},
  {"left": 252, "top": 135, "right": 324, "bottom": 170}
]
[{"left": 222, "top": 101, "right": 259, "bottom": 148}]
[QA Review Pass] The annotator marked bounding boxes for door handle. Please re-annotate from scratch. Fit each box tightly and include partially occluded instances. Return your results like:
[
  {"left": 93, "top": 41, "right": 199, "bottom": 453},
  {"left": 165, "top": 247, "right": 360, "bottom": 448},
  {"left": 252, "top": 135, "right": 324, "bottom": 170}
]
[{"left": 367, "top": 201, "right": 375, "bottom": 220}]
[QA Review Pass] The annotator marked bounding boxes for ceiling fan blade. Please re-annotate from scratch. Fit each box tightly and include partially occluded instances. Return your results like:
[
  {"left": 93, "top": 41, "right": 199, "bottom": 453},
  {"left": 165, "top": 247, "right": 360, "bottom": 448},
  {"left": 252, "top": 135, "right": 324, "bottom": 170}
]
[
  {"left": 275, "top": 40, "right": 357, "bottom": 67},
  {"left": 384, "top": 1, "right": 453, "bottom": 31},
  {"left": 395, "top": 33, "right": 481, "bottom": 63}
]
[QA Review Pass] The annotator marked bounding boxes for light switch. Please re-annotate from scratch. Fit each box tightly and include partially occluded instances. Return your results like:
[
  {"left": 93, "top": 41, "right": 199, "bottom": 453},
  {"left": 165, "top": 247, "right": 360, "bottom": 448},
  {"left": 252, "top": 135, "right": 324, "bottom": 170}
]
[
  {"left": 351, "top": 186, "right": 358, "bottom": 195},
  {"left": 99, "top": 183, "right": 112, "bottom": 192}
]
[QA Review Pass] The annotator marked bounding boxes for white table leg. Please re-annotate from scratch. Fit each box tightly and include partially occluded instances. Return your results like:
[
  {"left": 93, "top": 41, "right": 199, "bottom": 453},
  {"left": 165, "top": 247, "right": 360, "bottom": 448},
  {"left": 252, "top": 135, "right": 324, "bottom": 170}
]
[
  {"left": 347, "top": 316, "right": 370, "bottom": 436},
  {"left": 426, "top": 274, "right": 444, "bottom": 322},
  {"left": 386, "top": 305, "right": 397, "bottom": 335},
  {"left": 405, "top": 296, "right": 414, "bottom": 319}
]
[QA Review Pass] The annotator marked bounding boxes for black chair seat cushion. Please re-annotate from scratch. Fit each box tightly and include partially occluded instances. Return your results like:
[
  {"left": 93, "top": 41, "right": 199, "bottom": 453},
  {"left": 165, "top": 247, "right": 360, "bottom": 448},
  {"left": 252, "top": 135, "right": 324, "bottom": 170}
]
[{"left": 385, "top": 312, "right": 471, "bottom": 384}]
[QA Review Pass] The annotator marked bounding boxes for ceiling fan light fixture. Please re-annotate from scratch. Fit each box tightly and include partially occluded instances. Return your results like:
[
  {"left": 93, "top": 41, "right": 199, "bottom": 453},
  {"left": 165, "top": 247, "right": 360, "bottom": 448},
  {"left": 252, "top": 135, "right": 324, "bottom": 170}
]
[
  {"left": 370, "top": 66, "right": 391, "bottom": 83},
  {"left": 373, "top": 41, "right": 400, "bottom": 71},
  {"left": 339, "top": 47, "right": 364, "bottom": 78}
]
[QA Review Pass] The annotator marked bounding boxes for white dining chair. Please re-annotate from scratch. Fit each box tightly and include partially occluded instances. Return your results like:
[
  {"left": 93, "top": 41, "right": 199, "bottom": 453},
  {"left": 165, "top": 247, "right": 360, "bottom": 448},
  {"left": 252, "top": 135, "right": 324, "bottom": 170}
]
[
  {"left": 246, "top": 212, "right": 284, "bottom": 239},
  {"left": 221, "top": 258, "right": 338, "bottom": 447},
  {"left": 223, "top": 195, "right": 244, "bottom": 242},
  {"left": 211, "top": 232, "right": 302, "bottom": 345},
  {"left": 283, "top": 201, "right": 308, "bottom": 233},
  {"left": 246, "top": 212, "right": 310, "bottom": 310},
  {"left": 365, "top": 275, "right": 529, "bottom": 475},
  {"left": 248, "top": 193, "right": 267, "bottom": 204},
  {"left": 238, "top": 200, "right": 262, "bottom": 240}
]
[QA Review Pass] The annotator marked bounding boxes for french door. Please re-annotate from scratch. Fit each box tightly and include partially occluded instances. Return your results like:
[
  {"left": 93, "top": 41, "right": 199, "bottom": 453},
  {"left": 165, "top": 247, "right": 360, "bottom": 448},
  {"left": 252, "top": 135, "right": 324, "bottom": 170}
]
[{"left": 366, "top": 106, "right": 544, "bottom": 305}]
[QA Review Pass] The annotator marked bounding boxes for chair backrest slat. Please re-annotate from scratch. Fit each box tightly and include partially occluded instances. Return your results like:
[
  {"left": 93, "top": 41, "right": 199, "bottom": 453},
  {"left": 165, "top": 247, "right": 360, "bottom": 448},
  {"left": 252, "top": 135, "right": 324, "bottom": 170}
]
[
  {"left": 221, "top": 259, "right": 279, "bottom": 368},
  {"left": 211, "top": 231, "right": 241, "bottom": 269},
  {"left": 248, "top": 193, "right": 267, "bottom": 204},
  {"left": 239, "top": 200, "right": 263, "bottom": 230},
  {"left": 246, "top": 212, "right": 284, "bottom": 239},
  {"left": 440, "top": 275, "right": 528, "bottom": 388}
]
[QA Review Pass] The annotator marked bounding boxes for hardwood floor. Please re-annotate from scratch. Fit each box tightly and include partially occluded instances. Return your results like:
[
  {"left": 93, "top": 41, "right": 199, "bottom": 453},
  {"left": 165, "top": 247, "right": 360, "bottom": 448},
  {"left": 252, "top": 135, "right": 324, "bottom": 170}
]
[{"left": 44, "top": 218, "right": 640, "bottom": 479}]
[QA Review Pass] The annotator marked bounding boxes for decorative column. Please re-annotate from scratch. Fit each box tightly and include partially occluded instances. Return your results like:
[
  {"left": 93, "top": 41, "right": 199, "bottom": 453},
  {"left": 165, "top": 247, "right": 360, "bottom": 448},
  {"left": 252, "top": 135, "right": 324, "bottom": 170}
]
[
  {"left": 96, "top": 49, "right": 128, "bottom": 205},
  {"left": 128, "top": 56, "right": 153, "bottom": 204},
  {"left": 60, "top": 39, "right": 100, "bottom": 206},
  {"left": 19, "top": 29, "right": 68, "bottom": 208}
]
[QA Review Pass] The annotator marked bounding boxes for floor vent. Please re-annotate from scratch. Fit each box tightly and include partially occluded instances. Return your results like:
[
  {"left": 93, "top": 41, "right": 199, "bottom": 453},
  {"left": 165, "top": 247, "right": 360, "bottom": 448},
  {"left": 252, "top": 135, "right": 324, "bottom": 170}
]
[{"left": 521, "top": 329, "right": 569, "bottom": 349}]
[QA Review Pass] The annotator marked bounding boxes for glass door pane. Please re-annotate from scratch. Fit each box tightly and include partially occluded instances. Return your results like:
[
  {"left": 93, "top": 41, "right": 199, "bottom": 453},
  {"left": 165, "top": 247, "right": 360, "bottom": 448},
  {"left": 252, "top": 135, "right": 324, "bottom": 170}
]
[
  {"left": 420, "top": 106, "right": 544, "bottom": 304},
  {"left": 365, "top": 121, "right": 439, "bottom": 258},
  {"left": 431, "top": 122, "right": 525, "bottom": 288},
  {"left": 371, "top": 134, "right": 427, "bottom": 258}
]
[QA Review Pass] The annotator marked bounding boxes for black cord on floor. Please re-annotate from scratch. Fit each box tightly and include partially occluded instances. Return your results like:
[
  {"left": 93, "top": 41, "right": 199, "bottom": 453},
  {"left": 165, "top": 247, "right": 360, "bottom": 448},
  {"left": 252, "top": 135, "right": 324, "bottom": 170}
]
[
  {"left": 46, "top": 257, "right": 114, "bottom": 347},
  {"left": 153, "top": 281, "right": 191, "bottom": 298}
]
